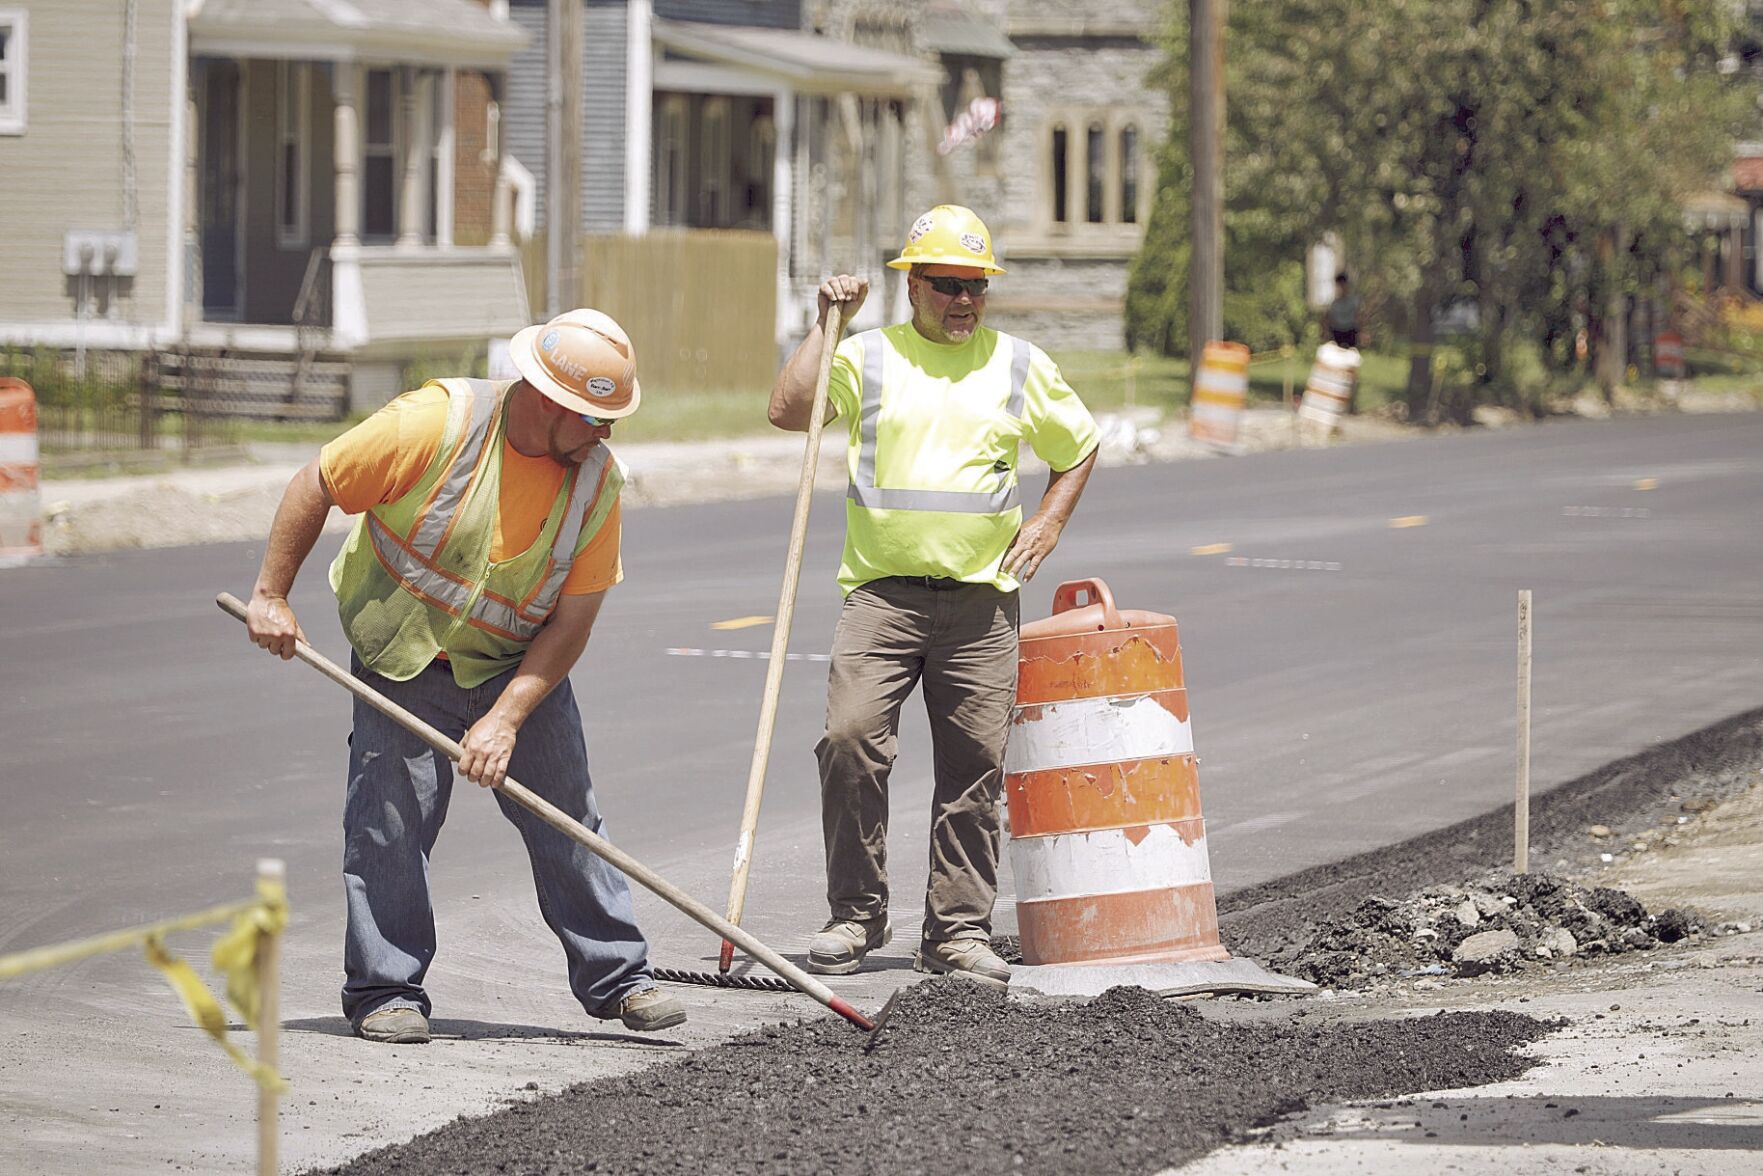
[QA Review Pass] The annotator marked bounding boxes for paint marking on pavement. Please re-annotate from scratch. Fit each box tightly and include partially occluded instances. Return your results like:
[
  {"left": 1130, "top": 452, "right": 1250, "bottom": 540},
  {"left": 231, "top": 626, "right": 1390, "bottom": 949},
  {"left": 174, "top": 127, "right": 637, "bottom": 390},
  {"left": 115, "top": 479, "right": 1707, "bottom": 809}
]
[
  {"left": 1389, "top": 515, "right": 1428, "bottom": 528},
  {"left": 1225, "top": 557, "right": 1342, "bottom": 572},
  {"left": 711, "top": 615, "right": 774, "bottom": 630},
  {"left": 1563, "top": 505, "right": 1651, "bottom": 518},
  {"left": 1190, "top": 543, "right": 1234, "bottom": 556},
  {"left": 668, "top": 647, "right": 831, "bottom": 663},
  {"left": 1634, "top": 478, "right": 1658, "bottom": 491}
]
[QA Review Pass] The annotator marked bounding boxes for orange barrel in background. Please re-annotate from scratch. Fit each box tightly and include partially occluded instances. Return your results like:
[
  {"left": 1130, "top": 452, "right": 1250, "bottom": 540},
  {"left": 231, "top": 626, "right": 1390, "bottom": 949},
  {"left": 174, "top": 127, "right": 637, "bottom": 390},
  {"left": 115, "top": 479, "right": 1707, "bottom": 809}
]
[
  {"left": 1654, "top": 331, "right": 1685, "bottom": 380},
  {"left": 1187, "top": 340, "right": 1250, "bottom": 449},
  {"left": 1004, "top": 578, "right": 1230, "bottom": 966},
  {"left": 0, "top": 378, "right": 43, "bottom": 565},
  {"left": 1299, "top": 341, "right": 1362, "bottom": 427}
]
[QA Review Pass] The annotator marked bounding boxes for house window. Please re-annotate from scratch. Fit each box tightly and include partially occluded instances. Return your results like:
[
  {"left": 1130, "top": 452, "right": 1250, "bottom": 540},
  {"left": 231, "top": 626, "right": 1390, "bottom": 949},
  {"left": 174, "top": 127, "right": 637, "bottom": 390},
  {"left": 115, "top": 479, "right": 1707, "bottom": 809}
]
[
  {"left": 0, "top": 10, "right": 26, "bottom": 136},
  {"left": 1086, "top": 122, "right": 1105, "bottom": 224},
  {"left": 276, "top": 63, "right": 310, "bottom": 249},
  {"left": 1045, "top": 112, "right": 1150, "bottom": 230},
  {"left": 1120, "top": 124, "right": 1140, "bottom": 224},
  {"left": 1051, "top": 124, "right": 1068, "bottom": 224},
  {"left": 363, "top": 68, "right": 398, "bottom": 239}
]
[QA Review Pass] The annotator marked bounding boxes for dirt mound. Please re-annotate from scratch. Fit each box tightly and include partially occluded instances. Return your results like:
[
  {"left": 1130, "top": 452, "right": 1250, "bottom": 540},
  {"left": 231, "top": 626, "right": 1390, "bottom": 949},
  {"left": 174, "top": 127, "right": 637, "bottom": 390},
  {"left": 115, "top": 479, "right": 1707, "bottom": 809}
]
[
  {"left": 316, "top": 977, "right": 1552, "bottom": 1176},
  {"left": 1273, "top": 872, "right": 1700, "bottom": 989}
]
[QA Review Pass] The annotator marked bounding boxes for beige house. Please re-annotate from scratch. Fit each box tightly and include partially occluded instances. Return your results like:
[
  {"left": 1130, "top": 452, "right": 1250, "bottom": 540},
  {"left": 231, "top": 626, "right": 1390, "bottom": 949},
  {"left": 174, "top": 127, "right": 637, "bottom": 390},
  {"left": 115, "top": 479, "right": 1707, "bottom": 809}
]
[{"left": 0, "top": 0, "right": 531, "bottom": 411}]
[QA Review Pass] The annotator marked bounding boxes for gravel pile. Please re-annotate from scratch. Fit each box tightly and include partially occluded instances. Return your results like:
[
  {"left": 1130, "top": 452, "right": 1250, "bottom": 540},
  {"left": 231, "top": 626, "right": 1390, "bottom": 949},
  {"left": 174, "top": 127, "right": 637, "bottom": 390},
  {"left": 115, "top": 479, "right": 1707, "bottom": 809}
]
[
  {"left": 1273, "top": 873, "right": 1699, "bottom": 989},
  {"left": 315, "top": 978, "right": 1552, "bottom": 1176}
]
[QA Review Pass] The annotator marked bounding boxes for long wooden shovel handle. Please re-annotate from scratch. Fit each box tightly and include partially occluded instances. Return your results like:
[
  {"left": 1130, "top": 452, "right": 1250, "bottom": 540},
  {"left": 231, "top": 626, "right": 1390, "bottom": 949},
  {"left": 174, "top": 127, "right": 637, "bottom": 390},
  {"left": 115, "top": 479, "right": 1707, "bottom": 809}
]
[
  {"left": 718, "top": 302, "right": 848, "bottom": 972},
  {"left": 215, "top": 592, "right": 874, "bottom": 1031}
]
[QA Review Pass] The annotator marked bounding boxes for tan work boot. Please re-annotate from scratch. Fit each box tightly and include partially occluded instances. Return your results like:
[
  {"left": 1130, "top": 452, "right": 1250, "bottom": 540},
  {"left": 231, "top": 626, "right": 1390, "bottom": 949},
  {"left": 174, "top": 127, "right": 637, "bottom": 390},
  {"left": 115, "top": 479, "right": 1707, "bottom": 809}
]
[
  {"left": 355, "top": 1006, "right": 431, "bottom": 1044},
  {"left": 595, "top": 987, "right": 687, "bottom": 1032},
  {"left": 915, "top": 937, "right": 1011, "bottom": 986},
  {"left": 806, "top": 918, "right": 893, "bottom": 975}
]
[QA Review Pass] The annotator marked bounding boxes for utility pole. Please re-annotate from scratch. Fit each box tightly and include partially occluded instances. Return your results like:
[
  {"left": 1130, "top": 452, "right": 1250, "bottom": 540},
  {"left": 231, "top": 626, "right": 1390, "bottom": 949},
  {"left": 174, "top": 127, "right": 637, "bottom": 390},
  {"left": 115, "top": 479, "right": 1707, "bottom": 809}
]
[
  {"left": 546, "top": 0, "right": 582, "bottom": 315},
  {"left": 1189, "top": 0, "right": 1224, "bottom": 371}
]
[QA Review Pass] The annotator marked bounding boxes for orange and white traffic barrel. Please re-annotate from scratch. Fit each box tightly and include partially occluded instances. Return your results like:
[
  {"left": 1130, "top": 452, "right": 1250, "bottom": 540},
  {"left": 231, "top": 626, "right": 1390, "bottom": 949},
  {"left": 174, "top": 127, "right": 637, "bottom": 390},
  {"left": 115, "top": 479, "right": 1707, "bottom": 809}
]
[
  {"left": 1299, "top": 341, "right": 1362, "bottom": 428},
  {"left": 1654, "top": 331, "right": 1684, "bottom": 380},
  {"left": 1188, "top": 341, "right": 1250, "bottom": 450},
  {"left": 1004, "top": 578, "right": 1230, "bottom": 967},
  {"left": 0, "top": 378, "right": 43, "bottom": 565}
]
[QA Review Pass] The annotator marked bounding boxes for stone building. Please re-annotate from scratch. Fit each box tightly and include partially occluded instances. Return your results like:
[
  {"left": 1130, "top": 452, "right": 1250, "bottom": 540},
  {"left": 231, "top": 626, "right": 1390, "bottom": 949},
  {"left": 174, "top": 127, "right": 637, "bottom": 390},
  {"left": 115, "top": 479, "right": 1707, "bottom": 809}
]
[{"left": 824, "top": 0, "right": 1168, "bottom": 350}]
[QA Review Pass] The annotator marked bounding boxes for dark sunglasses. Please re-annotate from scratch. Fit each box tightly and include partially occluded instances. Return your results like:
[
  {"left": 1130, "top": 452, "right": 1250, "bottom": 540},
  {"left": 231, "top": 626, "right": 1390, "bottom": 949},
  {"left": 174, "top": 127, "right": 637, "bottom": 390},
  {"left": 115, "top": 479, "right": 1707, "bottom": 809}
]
[
  {"left": 919, "top": 275, "right": 989, "bottom": 298},
  {"left": 578, "top": 413, "right": 612, "bottom": 427}
]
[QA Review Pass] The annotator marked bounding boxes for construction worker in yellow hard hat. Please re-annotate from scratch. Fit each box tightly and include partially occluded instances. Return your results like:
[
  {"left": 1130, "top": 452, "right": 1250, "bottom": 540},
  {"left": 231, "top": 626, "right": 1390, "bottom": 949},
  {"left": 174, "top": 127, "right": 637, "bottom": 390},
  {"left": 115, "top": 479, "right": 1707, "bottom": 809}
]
[
  {"left": 243, "top": 308, "right": 686, "bottom": 1044},
  {"left": 769, "top": 205, "right": 1101, "bottom": 986}
]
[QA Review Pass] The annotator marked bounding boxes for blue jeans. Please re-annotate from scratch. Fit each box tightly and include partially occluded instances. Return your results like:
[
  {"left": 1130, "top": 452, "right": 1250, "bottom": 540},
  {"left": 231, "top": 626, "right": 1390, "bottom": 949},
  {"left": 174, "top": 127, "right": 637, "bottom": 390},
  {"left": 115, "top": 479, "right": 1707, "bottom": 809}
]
[{"left": 341, "top": 655, "right": 653, "bottom": 1026}]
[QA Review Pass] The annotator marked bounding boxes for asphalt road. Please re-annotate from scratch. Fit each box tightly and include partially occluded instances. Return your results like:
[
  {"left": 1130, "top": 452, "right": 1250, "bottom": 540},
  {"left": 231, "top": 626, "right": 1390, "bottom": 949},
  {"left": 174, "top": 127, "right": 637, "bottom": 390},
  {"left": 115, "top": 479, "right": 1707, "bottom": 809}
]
[{"left": 3, "top": 411, "right": 1761, "bottom": 1172}]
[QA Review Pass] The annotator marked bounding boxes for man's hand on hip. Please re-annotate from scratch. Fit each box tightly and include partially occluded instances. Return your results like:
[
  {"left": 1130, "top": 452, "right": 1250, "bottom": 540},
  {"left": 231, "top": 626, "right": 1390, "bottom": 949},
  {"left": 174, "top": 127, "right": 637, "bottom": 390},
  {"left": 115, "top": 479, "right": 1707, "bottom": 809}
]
[
  {"left": 246, "top": 591, "right": 307, "bottom": 660},
  {"left": 460, "top": 713, "right": 519, "bottom": 789},
  {"left": 1002, "top": 512, "right": 1064, "bottom": 584}
]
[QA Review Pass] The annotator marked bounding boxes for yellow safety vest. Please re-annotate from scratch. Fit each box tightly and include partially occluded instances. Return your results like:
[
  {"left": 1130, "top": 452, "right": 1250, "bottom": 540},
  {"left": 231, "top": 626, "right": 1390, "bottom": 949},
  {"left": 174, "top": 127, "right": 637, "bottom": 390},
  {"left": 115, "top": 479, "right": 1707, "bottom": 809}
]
[
  {"left": 832, "top": 324, "right": 1096, "bottom": 595},
  {"left": 329, "top": 378, "right": 623, "bottom": 688}
]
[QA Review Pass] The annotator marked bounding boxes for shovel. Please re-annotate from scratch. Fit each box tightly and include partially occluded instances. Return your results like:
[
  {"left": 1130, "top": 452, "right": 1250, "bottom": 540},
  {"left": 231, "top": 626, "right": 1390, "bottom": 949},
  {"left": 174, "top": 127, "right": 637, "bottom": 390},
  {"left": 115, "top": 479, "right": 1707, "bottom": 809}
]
[{"left": 216, "top": 591, "right": 878, "bottom": 1032}]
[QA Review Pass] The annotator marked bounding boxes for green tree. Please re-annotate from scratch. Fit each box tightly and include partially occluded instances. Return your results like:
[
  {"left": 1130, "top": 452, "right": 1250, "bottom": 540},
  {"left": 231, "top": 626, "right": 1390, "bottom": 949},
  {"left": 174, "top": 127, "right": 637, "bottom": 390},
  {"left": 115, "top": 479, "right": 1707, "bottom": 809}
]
[{"left": 1129, "top": 0, "right": 1756, "bottom": 420}]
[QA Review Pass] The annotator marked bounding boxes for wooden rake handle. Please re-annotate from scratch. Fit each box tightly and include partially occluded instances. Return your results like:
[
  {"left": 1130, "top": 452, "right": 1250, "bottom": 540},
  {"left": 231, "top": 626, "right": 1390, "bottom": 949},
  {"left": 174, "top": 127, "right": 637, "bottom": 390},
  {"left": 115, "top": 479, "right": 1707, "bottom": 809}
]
[
  {"left": 718, "top": 302, "right": 848, "bottom": 972},
  {"left": 214, "top": 592, "right": 874, "bottom": 1031}
]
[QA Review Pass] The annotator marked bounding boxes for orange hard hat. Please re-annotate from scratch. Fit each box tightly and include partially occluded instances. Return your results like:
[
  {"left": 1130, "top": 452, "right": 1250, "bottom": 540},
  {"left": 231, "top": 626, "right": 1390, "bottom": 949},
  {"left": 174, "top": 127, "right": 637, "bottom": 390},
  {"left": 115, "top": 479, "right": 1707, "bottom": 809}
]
[{"left": 509, "top": 309, "right": 642, "bottom": 419}]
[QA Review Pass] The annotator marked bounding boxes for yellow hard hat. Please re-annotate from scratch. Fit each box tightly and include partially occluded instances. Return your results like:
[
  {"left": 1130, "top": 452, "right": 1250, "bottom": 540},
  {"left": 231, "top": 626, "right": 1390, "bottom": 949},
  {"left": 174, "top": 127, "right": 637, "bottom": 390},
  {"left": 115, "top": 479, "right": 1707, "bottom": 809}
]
[{"left": 887, "top": 205, "right": 1006, "bottom": 274}]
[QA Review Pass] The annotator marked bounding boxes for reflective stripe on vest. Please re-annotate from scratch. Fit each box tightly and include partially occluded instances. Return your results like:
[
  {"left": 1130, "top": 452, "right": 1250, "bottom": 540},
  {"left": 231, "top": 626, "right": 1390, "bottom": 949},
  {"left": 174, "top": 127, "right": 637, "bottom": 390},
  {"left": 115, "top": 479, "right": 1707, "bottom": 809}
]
[
  {"left": 361, "top": 381, "right": 612, "bottom": 643},
  {"left": 847, "top": 328, "right": 1031, "bottom": 513}
]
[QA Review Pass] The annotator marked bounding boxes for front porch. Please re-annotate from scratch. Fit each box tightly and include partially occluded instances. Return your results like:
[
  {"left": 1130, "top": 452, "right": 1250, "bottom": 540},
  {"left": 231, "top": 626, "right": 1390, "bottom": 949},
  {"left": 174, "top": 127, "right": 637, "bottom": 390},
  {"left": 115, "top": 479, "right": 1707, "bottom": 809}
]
[{"left": 186, "top": 0, "right": 529, "bottom": 409}]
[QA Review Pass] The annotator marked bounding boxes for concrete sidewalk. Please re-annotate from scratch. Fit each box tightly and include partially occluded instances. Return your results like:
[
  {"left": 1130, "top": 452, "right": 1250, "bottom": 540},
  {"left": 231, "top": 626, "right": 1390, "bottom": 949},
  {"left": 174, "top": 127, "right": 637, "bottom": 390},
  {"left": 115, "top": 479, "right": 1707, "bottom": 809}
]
[{"left": 1170, "top": 781, "right": 1763, "bottom": 1175}]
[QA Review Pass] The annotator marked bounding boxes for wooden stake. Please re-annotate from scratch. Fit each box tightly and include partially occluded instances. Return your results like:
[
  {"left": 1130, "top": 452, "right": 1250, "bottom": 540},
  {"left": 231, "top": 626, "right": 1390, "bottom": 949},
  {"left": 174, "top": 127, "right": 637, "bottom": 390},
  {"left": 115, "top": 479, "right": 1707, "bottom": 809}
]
[
  {"left": 718, "top": 302, "right": 847, "bottom": 973},
  {"left": 256, "top": 858, "right": 284, "bottom": 1176},
  {"left": 1515, "top": 590, "right": 1532, "bottom": 874}
]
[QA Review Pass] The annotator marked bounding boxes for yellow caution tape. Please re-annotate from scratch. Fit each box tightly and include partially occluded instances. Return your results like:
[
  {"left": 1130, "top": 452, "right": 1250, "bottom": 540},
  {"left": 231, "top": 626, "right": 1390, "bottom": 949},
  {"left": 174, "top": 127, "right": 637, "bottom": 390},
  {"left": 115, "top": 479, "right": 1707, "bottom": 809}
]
[
  {"left": 0, "top": 878, "right": 289, "bottom": 1093},
  {"left": 144, "top": 933, "right": 286, "bottom": 1093}
]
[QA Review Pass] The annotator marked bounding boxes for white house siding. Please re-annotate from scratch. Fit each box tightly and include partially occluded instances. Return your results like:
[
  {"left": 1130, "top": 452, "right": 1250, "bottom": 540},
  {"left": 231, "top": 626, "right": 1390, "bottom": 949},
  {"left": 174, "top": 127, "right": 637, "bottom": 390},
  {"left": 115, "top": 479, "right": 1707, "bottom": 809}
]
[
  {"left": 0, "top": 0, "right": 179, "bottom": 338},
  {"left": 581, "top": 0, "right": 626, "bottom": 232},
  {"left": 505, "top": 0, "right": 550, "bottom": 229},
  {"left": 355, "top": 250, "right": 530, "bottom": 345}
]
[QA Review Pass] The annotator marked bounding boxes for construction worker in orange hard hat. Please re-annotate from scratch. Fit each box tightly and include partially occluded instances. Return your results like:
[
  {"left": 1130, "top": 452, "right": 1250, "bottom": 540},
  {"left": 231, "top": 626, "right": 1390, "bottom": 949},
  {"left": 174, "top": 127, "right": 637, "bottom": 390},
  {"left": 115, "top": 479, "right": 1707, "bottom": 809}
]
[{"left": 244, "top": 307, "right": 685, "bottom": 1044}]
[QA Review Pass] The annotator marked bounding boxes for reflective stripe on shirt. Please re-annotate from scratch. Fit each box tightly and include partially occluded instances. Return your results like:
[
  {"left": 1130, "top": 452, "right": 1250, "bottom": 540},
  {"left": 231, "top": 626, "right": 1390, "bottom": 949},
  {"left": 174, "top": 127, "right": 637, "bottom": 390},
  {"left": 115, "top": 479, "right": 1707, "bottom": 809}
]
[{"left": 845, "top": 329, "right": 1031, "bottom": 514}]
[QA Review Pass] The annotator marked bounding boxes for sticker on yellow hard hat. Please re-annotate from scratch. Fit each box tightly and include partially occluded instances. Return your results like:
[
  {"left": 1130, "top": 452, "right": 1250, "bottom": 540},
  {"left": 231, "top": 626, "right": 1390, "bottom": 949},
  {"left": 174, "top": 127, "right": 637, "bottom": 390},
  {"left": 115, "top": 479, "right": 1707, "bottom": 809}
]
[
  {"left": 960, "top": 233, "right": 986, "bottom": 254},
  {"left": 909, "top": 213, "right": 937, "bottom": 242}
]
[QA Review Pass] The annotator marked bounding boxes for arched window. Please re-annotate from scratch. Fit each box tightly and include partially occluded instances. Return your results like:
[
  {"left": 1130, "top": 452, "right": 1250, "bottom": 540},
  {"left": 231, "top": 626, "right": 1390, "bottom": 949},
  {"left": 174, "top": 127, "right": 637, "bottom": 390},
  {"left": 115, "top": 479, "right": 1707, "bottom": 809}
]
[
  {"left": 1086, "top": 122, "right": 1105, "bottom": 224},
  {"left": 1119, "top": 125, "right": 1140, "bottom": 225},
  {"left": 1051, "top": 124, "right": 1069, "bottom": 224}
]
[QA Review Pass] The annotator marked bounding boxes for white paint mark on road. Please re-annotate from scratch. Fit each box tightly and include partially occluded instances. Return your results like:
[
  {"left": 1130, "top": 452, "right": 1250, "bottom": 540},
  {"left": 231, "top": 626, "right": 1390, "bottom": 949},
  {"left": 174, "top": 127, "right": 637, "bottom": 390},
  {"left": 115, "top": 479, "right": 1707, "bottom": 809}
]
[
  {"left": 1563, "top": 506, "right": 1650, "bottom": 518},
  {"left": 667, "top": 647, "right": 831, "bottom": 663},
  {"left": 1226, "top": 557, "right": 1343, "bottom": 572}
]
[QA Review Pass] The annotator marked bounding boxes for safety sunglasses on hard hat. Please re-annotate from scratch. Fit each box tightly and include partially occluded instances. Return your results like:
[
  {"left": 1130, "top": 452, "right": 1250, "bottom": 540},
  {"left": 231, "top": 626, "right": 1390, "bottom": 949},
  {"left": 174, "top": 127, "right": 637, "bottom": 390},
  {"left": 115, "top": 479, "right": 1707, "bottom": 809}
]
[
  {"left": 578, "top": 413, "right": 612, "bottom": 428},
  {"left": 920, "top": 275, "right": 989, "bottom": 298}
]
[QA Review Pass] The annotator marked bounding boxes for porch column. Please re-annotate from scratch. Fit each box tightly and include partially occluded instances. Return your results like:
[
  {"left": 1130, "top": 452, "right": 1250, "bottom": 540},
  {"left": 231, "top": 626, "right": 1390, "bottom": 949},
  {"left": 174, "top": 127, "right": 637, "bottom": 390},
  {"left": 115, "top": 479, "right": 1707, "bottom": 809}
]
[
  {"left": 772, "top": 87, "right": 795, "bottom": 345},
  {"left": 331, "top": 64, "right": 368, "bottom": 349},
  {"left": 333, "top": 66, "right": 360, "bottom": 247},
  {"left": 397, "top": 68, "right": 433, "bottom": 248}
]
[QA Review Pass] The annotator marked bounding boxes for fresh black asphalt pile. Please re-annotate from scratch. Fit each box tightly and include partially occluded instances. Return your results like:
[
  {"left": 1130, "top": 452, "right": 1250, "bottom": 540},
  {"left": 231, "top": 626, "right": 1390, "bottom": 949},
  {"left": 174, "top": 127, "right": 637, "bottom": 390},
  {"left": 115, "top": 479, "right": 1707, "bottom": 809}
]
[
  {"left": 314, "top": 710, "right": 1763, "bottom": 1176},
  {"left": 316, "top": 978, "right": 1550, "bottom": 1176}
]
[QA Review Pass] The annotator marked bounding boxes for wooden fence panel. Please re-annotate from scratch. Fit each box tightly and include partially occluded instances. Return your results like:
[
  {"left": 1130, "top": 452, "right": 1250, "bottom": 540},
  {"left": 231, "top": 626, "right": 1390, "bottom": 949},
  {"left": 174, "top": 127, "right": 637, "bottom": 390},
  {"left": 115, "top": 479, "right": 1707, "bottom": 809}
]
[{"left": 577, "top": 230, "right": 778, "bottom": 392}]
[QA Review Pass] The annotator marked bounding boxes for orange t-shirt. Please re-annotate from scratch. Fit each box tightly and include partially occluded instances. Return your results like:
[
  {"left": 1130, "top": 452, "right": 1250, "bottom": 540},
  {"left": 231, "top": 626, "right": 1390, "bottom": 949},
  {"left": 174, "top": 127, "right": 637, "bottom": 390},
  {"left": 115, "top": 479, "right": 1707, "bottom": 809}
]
[{"left": 319, "top": 385, "right": 622, "bottom": 596}]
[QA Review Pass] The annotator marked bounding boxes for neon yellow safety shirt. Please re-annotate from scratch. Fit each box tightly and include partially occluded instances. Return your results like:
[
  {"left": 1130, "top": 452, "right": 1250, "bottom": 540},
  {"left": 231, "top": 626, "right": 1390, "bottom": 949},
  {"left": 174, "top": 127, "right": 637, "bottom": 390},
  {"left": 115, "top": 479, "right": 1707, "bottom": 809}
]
[{"left": 825, "top": 322, "right": 1100, "bottom": 595}]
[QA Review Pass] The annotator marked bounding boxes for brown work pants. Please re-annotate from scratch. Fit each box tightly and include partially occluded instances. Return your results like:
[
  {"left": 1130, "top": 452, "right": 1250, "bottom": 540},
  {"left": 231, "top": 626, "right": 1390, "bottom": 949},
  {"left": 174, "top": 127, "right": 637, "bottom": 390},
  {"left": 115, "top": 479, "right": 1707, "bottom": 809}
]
[{"left": 815, "top": 577, "right": 1019, "bottom": 943}]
